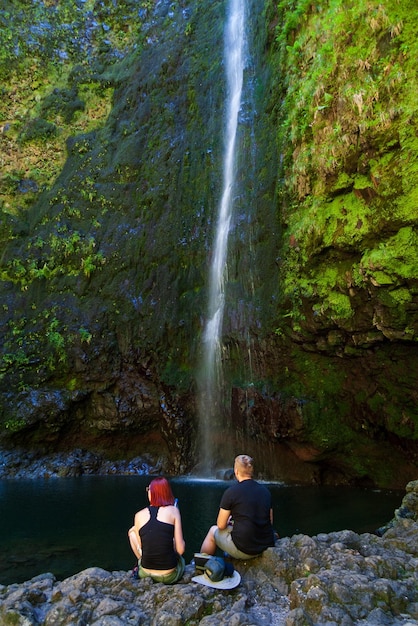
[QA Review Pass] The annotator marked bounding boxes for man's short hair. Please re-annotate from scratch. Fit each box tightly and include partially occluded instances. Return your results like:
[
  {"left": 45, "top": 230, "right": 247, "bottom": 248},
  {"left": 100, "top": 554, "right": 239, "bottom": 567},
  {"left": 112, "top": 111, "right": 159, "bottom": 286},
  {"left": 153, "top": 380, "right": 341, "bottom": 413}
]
[{"left": 235, "top": 454, "right": 254, "bottom": 477}]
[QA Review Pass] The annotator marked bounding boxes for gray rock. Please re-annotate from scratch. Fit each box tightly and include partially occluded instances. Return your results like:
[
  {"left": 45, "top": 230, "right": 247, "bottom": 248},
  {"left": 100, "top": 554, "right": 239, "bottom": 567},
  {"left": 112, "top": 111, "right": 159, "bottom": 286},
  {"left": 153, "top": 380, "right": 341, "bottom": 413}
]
[{"left": 1, "top": 482, "right": 418, "bottom": 625}]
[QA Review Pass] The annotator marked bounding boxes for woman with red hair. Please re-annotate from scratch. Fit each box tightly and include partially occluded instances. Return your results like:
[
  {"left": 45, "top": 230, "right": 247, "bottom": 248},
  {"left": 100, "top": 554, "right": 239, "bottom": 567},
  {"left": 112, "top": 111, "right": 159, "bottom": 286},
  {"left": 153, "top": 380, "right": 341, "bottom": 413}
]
[{"left": 128, "top": 477, "right": 185, "bottom": 584}]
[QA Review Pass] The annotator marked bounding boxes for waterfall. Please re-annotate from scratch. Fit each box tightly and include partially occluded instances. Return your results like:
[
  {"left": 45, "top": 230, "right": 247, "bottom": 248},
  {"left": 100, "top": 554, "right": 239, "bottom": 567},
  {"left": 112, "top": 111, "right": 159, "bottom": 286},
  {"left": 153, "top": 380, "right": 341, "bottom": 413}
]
[{"left": 198, "top": 0, "right": 246, "bottom": 474}]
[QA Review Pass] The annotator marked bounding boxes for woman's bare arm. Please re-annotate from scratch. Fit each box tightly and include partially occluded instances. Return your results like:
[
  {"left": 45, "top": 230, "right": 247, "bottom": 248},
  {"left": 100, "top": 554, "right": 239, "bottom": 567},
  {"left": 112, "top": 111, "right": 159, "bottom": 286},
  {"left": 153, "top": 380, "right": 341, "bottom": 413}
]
[{"left": 172, "top": 507, "right": 185, "bottom": 555}]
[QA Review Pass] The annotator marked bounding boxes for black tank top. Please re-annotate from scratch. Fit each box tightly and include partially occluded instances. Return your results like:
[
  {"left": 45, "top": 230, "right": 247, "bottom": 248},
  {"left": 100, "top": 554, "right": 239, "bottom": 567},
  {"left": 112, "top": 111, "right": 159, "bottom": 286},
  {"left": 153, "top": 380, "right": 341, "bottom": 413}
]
[{"left": 139, "top": 506, "right": 177, "bottom": 570}]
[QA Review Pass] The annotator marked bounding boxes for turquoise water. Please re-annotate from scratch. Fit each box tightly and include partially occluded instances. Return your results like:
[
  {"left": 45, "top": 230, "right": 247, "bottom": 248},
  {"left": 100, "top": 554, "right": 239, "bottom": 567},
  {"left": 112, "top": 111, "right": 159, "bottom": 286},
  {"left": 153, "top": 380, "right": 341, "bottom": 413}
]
[{"left": 0, "top": 476, "right": 403, "bottom": 585}]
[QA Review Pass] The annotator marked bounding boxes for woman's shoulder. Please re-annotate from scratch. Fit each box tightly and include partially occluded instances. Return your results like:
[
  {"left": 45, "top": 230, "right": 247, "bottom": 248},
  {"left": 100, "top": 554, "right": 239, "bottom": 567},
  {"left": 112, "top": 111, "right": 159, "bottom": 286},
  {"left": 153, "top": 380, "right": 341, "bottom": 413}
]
[
  {"left": 159, "top": 504, "right": 180, "bottom": 521},
  {"left": 135, "top": 506, "right": 150, "bottom": 520},
  {"left": 162, "top": 504, "right": 179, "bottom": 514}
]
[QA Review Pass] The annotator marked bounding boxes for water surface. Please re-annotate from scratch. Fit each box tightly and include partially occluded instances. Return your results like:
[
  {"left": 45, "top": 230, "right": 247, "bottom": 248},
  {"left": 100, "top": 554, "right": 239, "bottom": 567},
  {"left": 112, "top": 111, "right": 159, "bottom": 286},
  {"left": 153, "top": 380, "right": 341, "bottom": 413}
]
[{"left": 0, "top": 476, "right": 403, "bottom": 585}]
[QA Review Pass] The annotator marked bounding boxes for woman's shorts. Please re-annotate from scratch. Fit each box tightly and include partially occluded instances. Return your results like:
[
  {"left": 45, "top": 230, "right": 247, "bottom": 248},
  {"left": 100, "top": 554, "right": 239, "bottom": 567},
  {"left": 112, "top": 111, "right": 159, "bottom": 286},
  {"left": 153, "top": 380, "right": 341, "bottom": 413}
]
[
  {"left": 138, "top": 555, "right": 185, "bottom": 584},
  {"left": 214, "top": 526, "right": 260, "bottom": 560}
]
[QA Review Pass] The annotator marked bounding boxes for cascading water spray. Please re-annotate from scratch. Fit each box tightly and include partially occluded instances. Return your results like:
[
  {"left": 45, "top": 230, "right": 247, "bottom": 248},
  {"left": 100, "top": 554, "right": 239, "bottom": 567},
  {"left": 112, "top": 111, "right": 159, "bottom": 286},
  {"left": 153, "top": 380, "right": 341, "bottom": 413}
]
[{"left": 198, "top": 0, "right": 246, "bottom": 474}]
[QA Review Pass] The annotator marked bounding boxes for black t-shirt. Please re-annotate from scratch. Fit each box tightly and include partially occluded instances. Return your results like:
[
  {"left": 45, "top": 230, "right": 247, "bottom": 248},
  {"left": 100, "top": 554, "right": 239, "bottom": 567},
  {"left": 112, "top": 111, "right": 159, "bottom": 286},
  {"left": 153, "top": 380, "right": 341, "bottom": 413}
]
[{"left": 220, "top": 479, "right": 275, "bottom": 555}]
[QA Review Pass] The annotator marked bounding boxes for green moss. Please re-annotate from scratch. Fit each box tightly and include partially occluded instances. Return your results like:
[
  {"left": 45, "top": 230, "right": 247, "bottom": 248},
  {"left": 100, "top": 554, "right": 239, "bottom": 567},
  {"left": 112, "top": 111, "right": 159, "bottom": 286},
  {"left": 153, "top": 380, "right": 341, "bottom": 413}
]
[
  {"left": 19, "top": 118, "right": 58, "bottom": 143},
  {"left": 387, "top": 409, "right": 417, "bottom": 440},
  {"left": 360, "top": 227, "right": 418, "bottom": 284},
  {"left": 285, "top": 354, "right": 354, "bottom": 449},
  {"left": 274, "top": 0, "right": 418, "bottom": 343},
  {"left": 4, "top": 418, "right": 26, "bottom": 433},
  {"left": 313, "top": 291, "right": 353, "bottom": 321},
  {"left": 387, "top": 288, "right": 413, "bottom": 306},
  {"left": 0, "top": 610, "right": 21, "bottom": 625},
  {"left": 331, "top": 172, "right": 353, "bottom": 194},
  {"left": 66, "top": 378, "right": 77, "bottom": 391}
]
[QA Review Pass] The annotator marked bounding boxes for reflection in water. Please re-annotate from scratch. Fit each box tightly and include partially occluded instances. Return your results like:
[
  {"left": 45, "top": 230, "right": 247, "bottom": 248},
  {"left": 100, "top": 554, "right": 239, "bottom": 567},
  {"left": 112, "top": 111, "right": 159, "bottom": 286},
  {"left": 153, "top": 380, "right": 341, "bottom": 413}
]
[{"left": 0, "top": 476, "right": 403, "bottom": 585}]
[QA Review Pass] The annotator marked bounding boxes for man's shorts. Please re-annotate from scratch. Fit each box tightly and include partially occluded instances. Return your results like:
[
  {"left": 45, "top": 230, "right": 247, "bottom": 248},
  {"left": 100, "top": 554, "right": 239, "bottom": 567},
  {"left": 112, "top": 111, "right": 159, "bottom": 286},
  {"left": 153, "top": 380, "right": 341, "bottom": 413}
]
[{"left": 214, "top": 526, "right": 260, "bottom": 560}]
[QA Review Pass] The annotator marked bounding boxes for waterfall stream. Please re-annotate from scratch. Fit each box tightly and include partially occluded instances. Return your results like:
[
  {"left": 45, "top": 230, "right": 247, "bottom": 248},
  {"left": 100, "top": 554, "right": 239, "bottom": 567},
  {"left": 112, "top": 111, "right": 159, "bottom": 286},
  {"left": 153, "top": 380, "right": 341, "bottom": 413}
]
[{"left": 198, "top": 0, "right": 246, "bottom": 474}]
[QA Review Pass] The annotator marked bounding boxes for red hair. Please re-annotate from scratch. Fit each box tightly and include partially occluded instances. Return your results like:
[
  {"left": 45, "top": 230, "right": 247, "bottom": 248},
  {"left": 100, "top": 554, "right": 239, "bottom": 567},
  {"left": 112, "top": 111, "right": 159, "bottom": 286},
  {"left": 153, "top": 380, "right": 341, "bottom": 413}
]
[{"left": 148, "top": 477, "right": 175, "bottom": 507}]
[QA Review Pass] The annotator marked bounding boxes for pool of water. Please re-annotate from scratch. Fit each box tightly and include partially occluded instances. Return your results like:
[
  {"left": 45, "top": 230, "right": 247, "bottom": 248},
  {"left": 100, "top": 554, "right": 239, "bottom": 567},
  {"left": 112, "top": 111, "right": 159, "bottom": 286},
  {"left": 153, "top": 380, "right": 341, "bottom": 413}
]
[{"left": 0, "top": 476, "right": 403, "bottom": 585}]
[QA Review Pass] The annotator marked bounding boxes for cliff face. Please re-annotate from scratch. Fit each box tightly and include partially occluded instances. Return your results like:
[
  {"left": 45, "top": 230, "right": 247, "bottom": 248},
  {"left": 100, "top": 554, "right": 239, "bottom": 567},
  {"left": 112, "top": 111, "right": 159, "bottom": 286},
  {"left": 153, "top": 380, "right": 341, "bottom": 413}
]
[
  {"left": 0, "top": 0, "right": 417, "bottom": 487},
  {"left": 269, "top": 0, "right": 418, "bottom": 485}
]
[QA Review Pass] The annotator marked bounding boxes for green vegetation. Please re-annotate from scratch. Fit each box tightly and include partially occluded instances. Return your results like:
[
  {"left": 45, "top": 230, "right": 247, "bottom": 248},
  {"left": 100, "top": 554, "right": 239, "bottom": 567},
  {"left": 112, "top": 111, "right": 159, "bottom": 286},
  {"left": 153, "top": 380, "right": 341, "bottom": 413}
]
[
  {"left": 358, "top": 227, "right": 418, "bottom": 285},
  {"left": 266, "top": 0, "right": 418, "bottom": 478},
  {"left": 0, "top": 309, "right": 68, "bottom": 388},
  {"left": 274, "top": 0, "right": 418, "bottom": 340},
  {"left": 0, "top": 0, "right": 229, "bottom": 401},
  {"left": 0, "top": 609, "right": 21, "bottom": 625},
  {"left": 1, "top": 229, "right": 105, "bottom": 288},
  {"left": 0, "top": 0, "right": 152, "bottom": 392},
  {"left": 4, "top": 418, "right": 26, "bottom": 433}
]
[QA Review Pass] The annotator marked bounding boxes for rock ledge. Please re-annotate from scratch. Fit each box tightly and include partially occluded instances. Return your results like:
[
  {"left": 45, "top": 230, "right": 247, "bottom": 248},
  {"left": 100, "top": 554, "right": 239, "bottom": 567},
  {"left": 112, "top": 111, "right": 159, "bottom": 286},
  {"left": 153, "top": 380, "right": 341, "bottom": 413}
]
[{"left": 1, "top": 481, "right": 418, "bottom": 625}]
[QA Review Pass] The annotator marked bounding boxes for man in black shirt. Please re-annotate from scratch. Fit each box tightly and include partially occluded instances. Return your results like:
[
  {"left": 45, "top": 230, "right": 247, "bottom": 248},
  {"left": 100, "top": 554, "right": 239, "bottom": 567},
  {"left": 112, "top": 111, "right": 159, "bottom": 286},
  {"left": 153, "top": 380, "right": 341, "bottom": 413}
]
[{"left": 199, "top": 454, "right": 275, "bottom": 559}]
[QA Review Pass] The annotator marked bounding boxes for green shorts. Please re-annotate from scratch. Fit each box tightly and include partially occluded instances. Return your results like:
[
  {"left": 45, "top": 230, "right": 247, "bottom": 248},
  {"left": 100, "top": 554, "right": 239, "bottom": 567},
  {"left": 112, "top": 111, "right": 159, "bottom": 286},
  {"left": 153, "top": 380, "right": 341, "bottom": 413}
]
[
  {"left": 138, "top": 555, "right": 185, "bottom": 584},
  {"left": 214, "top": 526, "right": 261, "bottom": 560}
]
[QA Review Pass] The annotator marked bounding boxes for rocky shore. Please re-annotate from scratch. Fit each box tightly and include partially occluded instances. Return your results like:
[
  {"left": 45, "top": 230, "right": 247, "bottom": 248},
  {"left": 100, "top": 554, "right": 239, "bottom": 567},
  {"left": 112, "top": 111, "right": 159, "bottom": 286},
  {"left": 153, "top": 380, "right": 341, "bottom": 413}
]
[
  {"left": 1, "top": 480, "right": 417, "bottom": 625},
  {"left": 0, "top": 448, "right": 163, "bottom": 479}
]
